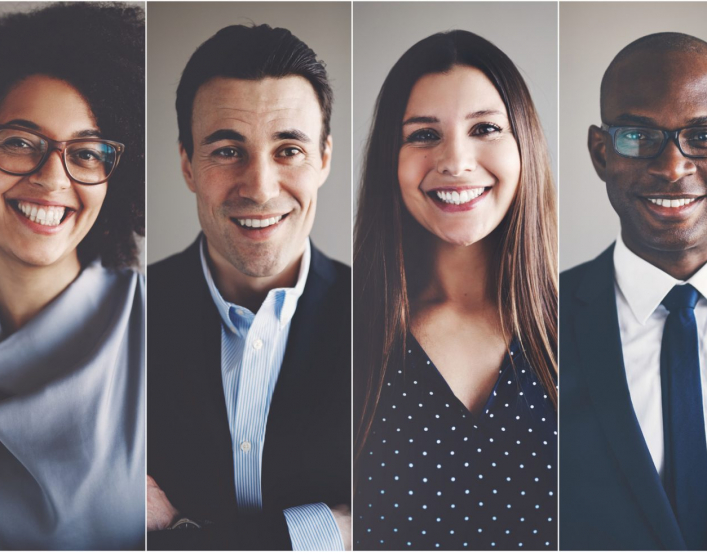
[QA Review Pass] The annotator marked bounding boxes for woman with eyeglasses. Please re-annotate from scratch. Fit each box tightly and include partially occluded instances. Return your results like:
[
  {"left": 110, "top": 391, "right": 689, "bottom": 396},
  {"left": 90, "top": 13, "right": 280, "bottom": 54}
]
[
  {"left": 0, "top": 3, "right": 145, "bottom": 549},
  {"left": 353, "top": 30, "right": 558, "bottom": 550}
]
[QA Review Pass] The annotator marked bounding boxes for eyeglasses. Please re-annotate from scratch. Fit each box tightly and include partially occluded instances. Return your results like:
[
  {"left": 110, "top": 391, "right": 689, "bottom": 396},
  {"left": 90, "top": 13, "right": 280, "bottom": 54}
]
[
  {"left": 0, "top": 125, "right": 125, "bottom": 185},
  {"left": 601, "top": 124, "right": 707, "bottom": 159}
]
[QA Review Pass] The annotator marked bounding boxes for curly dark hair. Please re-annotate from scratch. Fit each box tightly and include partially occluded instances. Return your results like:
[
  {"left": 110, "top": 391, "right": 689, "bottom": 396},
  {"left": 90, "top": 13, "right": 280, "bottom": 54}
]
[{"left": 0, "top": 2, "right": 145, "bottom": 269}]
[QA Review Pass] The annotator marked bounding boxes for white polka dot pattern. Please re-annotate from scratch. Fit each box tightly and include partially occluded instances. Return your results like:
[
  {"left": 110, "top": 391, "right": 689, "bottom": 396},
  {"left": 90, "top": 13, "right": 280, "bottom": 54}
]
[{"left": 355, "top": 336, "right": 557, "bottom": 550}]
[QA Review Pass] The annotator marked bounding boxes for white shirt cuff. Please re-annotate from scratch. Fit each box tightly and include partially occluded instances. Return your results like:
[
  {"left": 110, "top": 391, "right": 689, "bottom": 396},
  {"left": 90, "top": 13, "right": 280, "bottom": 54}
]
[{"left": 283, "top": 502, "right": 344, "bottom": 551}]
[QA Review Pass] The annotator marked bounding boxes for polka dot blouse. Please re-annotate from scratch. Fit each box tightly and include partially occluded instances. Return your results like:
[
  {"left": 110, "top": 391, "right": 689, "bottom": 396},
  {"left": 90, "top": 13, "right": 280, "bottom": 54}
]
[{"left": 355, "top": 336, "right": 557, "bottom": 550}]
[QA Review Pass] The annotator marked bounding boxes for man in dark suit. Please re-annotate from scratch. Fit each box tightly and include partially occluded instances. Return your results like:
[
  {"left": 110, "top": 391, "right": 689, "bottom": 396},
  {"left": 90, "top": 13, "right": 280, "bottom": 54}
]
[
  {"left": 146, "top": 25, "right": 350, "bottom": 550},
  {"left": 561, "top": 33, "right": 707, "bottom": 550}
]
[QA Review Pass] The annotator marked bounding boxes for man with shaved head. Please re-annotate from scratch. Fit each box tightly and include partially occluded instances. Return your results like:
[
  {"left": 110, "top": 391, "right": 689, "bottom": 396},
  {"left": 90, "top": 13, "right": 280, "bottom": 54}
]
[{"left": 561, "top": 32, "right": 707, "bottom": 550}]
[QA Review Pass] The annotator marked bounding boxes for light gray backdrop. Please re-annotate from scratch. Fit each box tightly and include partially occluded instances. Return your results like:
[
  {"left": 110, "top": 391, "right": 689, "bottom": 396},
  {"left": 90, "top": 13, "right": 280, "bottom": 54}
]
[
  {"left": 560, "top": 2, "right": 707, "bottom": 270},
  {"left": 353, "top": 2, "right": 558, "bottom": 220},
  {"left": 147, "top": 2, "right": 351, "bottom": 265}
]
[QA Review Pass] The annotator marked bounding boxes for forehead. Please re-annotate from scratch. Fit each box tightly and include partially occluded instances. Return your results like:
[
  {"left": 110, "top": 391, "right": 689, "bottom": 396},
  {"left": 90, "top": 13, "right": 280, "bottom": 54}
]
[
  {"left": 404, "top": 66, "right": 507, "bottom": 118},
  {"left": 604, "top": 51, "right": 707, "bottom": 126},
  {"left": 0, "top": 75, "right": 97, "bottom": 135},
  {"left": 191, "top": 76, "right": 323, "bottom": 139}
]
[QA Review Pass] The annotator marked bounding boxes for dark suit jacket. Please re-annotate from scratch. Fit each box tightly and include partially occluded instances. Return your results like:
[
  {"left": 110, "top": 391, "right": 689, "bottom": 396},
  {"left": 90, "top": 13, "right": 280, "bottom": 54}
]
[
  {"left": 560, "top": 244, "right": 686, "bottom": 550},
  {"left": 147, "top": 238, "right": 351, "bottom": 550}
]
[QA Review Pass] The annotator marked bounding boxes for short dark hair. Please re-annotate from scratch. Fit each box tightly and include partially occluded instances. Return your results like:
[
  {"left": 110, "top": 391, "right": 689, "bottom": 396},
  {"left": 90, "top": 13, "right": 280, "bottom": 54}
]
[
  {"left": 176, "top": 24, "right": 333, "bottom": 157},
  {"left": 600, "top": 32, "right": 707, "bottom": 120},
  {"left": 0, "top": 2, "right": 145, "bottom": 269}
]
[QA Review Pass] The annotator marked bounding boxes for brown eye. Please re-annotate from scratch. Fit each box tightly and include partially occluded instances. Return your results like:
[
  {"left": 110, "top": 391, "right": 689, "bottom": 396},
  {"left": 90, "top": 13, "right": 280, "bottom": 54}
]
[
  {"left": 278, "top": 147, "right": 303, "bottom": 158},
  {"left": 405, "top": 129, "right": 440, "bottom": 144},
  {"left": 471, "top": 123, "right": 502, "bottom": 136}
]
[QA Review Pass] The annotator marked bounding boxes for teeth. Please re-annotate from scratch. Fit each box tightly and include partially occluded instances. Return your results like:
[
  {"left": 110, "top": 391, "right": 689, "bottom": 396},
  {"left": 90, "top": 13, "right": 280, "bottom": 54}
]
[
  {"left": 648, "top": 197, "right": 697, "bottom": 208},
  {"left": 16, "top": 200, "right": 66, "bottom": 227},
  {"left": 436, "top": 188, "right": 485, "bottom": 205},
  {"left": 236, "top": 215, "right": 283, "bottom": 229}
]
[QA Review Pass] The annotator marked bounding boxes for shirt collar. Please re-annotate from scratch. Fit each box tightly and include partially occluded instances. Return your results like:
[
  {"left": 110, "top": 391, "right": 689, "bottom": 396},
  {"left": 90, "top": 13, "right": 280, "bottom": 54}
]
[
  {"left": 614, "top": 233, "right": 707, "bottom": 324},
  {"left": 199, "top": 236, "right": 310, "bottom": 333}
]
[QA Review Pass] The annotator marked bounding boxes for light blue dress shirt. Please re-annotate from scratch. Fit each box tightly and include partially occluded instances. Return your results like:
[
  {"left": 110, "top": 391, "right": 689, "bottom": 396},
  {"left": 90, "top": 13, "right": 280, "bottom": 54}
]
[{"left": 200, "top": 238, "right": 344, "bottom": 551}]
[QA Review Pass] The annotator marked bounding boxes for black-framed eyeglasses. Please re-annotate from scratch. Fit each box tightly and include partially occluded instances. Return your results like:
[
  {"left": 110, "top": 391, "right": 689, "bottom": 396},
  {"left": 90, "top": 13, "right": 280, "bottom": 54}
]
[
  {"left": 601, "top": 124, "right": 707, "bottom": 160},
  {"left": 0, "top": 125, "right": 125, "bottom": 185}
]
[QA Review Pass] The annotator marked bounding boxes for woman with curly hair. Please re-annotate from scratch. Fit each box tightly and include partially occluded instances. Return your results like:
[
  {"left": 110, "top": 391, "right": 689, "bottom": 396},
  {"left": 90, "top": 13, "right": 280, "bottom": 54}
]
[
  {"left": 354, "top": 30, "right": 558, "bottom": 550},
  {"left": 0, "top": 2, "right": 145, "bottom": 549}
]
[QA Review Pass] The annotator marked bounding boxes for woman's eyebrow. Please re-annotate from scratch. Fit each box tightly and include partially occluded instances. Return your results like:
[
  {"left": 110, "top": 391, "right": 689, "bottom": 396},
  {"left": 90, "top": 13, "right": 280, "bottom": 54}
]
[
  {"left": 402, "top": 115, "right": 439, "bottom": 126},
  {"left": 3, "top": 119, "right": 101, "bottom": 138},
  {"left": 466, "top": 109, "right": 505, "bottom": 119}
]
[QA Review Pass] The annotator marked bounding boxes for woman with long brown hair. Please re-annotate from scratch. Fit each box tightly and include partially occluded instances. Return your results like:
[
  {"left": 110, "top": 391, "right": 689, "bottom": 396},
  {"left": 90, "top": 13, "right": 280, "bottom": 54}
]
[{"left": 353, "top": 30, "right": 557, "bottom": 550}]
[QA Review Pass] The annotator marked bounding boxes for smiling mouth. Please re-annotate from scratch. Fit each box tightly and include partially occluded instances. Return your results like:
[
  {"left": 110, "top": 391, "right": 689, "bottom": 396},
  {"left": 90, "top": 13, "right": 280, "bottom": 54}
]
[
  {"left": 233, "top": 213, "right": 288, "bottom": 229},
  {"left": 428, "top": 187, "right": 489, "bottom": 205},
  {"left": 10, "top": 199, "right": 74, "bottom": 227},
  {"left": 645, "top": 196, "right": 702, "bottom": 208}
]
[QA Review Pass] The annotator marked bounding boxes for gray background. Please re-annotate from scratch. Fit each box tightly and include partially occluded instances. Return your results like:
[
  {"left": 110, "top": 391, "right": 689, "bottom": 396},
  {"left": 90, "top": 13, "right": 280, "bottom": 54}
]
[
  {"left": 560, "top": 2, "right": 707, "bottom": 270},
  {"left": 353, "top": 2, "right": 558, "bottom": 219},
  {"left": 147, "top": 2, "right": 351, "bottom": 265}
]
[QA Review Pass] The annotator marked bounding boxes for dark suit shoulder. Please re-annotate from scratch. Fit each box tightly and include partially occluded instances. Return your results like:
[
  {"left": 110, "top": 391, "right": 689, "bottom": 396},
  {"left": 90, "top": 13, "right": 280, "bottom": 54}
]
[{"left": 560, "top": 257, "right": 595, "bottom": 295}]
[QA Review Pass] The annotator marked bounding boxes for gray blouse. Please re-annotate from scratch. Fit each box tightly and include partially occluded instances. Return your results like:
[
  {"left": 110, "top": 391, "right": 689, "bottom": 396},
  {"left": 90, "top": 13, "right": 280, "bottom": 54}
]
[{"left": 0, "top": 262, "right": 145, "bottom": 550}]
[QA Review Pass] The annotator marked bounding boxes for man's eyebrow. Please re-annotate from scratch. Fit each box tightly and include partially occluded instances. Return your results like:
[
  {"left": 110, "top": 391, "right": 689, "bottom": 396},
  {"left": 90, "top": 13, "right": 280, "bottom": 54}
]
[
  {"left": 202, "top": 129, "right": 246, "bottom": 145},
  {"left": 612, "top": 114, "right": 658, "bottom": 126},
  {"left": 686, "top": 115, "right": 707, "bottom": 126},
  {"left": 2, "top": 119, "right": 101, "bottom": 138},
  {"left": 273, "top": 129, "right": 311, "bottom": 143}
]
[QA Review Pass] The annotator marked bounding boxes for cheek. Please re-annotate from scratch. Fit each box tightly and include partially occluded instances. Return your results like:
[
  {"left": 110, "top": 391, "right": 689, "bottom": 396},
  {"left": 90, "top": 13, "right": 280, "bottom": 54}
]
[
  {"left": 0, "top": 175, "right": 23, "bottom": 196},
  {"left": 397, "top": 150, "right": 430, "bottom": 195},
  {"left": 80, "top": 186, "right": 108, "bottom": 214}
]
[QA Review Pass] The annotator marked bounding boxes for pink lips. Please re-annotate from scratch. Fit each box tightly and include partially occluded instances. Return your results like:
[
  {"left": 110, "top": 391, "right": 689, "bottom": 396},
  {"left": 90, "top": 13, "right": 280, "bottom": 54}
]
[{"left": 10, "top": 202, "right": 75, "bottom": 235}]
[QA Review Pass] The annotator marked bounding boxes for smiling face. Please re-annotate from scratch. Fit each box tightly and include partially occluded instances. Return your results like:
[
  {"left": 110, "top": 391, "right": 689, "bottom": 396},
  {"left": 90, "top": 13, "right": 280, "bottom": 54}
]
[
  {"left": 397, "top": 65, "right": 521, "bottom": 247},
  {"left": 0, "top": 75, "right": 107, "bottom": 270},
  {"left": 181, "top": 76, "right": 331, "bottom": 280},
  {"left": 590, "top": 50, "right": 707, "bottom": 262}
]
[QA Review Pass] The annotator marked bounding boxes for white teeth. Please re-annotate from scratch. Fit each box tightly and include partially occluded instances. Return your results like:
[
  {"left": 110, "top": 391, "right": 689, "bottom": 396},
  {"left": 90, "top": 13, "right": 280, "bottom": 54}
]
[
  {"left": 236, "top": 215, "right": 283, "bottom": 229},
  {"left": 435, "top": 188, "right": 485, "bottom": 205},
  {"left": 648, "top": 197, "right": 697, "bottom": 208},
  {"left": 16, "top": 200, "right": 66, "bottom": 227}
]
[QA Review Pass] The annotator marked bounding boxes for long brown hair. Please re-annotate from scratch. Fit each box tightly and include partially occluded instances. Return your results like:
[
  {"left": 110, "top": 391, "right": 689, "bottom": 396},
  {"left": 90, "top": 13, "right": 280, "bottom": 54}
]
[{"left": 353, "top": 30, "right": 558, "bottom": 479}]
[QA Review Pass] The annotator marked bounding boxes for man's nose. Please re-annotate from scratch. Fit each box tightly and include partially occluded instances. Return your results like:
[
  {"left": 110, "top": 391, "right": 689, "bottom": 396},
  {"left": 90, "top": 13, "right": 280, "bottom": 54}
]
[
  {"left": 647, "top": 139, "right": 697, "bottom": 183},
  {"left": 436, "top": 135, "right": 476, "bottom": 177},
  {"left": 239, "top": 154, "right": 280, "bottom": 204},
  {"left": 29, "top": 150, "right": 72, "bottom": 191}
]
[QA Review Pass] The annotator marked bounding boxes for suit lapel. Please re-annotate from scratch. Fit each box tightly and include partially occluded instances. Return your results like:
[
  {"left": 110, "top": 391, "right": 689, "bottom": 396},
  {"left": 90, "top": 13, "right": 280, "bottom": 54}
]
[
  {"left": 573, "top": 245, "right": 685, "bottom": 550},
  {"left": 180, "top": 239, "right": 234, "bottom": 480},
  {"left": 267, "top": 244, "right": 335, "bottom": 420}
]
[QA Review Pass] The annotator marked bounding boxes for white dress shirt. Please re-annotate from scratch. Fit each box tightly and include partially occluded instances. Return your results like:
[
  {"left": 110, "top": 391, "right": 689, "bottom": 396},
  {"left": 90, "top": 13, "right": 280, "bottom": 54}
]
[
  {"left": 200, "top": 237, "right": 344, "bottom": 551},
  {"left": 614, "top": 235, "right": 707, "bottom": 476}
]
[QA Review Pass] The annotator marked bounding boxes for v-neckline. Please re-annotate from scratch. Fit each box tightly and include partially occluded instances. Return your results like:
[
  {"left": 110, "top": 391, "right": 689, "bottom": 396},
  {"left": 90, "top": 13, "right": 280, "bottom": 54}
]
[{"left": 407, "top": 332, "right": 520, "bottom": 424}]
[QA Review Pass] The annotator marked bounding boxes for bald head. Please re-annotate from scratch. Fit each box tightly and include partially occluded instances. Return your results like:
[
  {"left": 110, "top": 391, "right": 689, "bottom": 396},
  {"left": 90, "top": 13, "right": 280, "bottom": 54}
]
[{"left": 600, "top": 32, "right": 707, "bottom": 121}]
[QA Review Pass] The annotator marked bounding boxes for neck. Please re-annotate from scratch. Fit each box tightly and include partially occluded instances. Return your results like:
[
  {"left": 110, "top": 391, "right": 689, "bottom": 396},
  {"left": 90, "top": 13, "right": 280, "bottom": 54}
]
[
  {"left": 623, "top": 231, "right": 707, "bottom": 280},
  {"left": 0, "top": 254, "right": 81, "bottom": 335},
  {"left": 206, "top": 240, "right": 304, "bottom": 313},
  {"left": 414, "top": 232, "right": 497, "bottom": 310}
]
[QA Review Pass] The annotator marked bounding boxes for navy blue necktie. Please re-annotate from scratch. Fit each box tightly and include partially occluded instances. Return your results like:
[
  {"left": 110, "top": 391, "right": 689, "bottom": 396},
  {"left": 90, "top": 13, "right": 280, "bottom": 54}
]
[{"left": 661, "top": 284, "right": 707, "bottom": 550}]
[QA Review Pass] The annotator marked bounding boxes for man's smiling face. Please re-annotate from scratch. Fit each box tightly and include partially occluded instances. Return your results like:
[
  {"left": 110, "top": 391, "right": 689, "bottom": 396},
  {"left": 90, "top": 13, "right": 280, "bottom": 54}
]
[
  {"left": 590, "top": 50, "right": 707, "bottom": 265},
  {"left": 181, "top": 76, "right": 331, "bottom": 280}
]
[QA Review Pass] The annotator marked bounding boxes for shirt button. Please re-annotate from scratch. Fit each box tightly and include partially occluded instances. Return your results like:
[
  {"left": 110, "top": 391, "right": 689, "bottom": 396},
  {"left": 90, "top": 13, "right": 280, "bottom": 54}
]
[
  {"left": 240, "top": 441, "right": 251, "bottom": 453},
  {"left": 236, "top": 309, "right": 244, "bottom": 316},
  {"left": 253, "top": 339, "right": 263, "bottom": 350}
]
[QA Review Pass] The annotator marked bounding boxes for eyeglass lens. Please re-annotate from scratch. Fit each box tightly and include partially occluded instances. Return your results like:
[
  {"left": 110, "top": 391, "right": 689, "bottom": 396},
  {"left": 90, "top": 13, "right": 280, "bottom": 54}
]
[
  {"left": 614, "top": 127, "right": 707, "bottom": 158},
  {"left": 0, "top": 128, "right": 118, "bottom": 184}
]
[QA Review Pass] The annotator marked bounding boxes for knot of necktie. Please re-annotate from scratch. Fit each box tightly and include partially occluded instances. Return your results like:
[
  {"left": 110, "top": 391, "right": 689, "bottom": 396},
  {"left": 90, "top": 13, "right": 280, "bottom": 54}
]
[{"left": 662, "top": 284, "right": 700, "bottom": 312}]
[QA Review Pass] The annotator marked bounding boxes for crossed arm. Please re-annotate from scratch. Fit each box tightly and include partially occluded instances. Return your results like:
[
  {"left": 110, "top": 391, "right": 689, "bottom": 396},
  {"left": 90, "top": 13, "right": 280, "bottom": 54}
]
[{"left": 147, "top": 475, "right": 351, "bottom": 551}]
